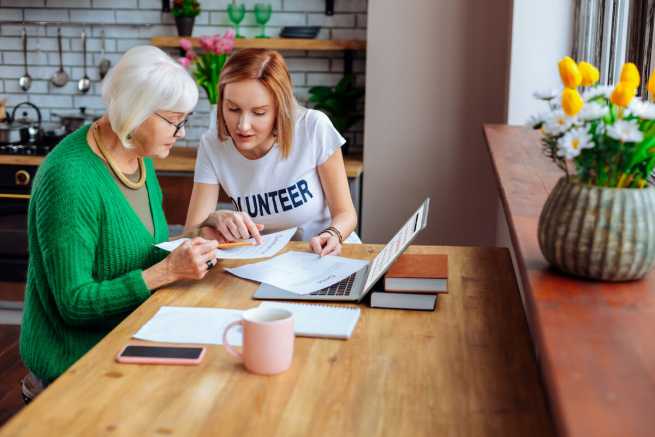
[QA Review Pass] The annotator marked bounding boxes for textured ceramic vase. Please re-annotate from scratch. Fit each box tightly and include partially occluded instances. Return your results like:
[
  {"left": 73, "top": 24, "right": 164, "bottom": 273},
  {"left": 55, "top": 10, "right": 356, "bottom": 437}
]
[{"left": 538, "top": 176, "right": 655, "bottom": 281}]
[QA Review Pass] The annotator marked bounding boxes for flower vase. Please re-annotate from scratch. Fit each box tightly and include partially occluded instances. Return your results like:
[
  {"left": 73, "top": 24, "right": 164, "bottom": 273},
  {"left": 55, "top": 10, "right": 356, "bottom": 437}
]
[
  {"left": 538, "top": 176, "right": 655, "bottom": 281},
  {"left": 175, "top": 16, "right": 195, "bottom": 37},
  {"left": 209, "top": 104, "right": 217, "bottom": 131}
]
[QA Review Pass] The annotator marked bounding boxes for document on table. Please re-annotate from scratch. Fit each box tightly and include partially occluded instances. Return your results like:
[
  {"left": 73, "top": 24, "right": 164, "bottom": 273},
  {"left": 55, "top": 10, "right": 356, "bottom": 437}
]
[
  {"left": 133, "top": 306, "right": 244, "bottom": 346},
  {"left": 155, "top": 227, "right": 297, "bottom": 259},
  {"left": 225, "top": 251, "right": 369, "bottom": 294}
]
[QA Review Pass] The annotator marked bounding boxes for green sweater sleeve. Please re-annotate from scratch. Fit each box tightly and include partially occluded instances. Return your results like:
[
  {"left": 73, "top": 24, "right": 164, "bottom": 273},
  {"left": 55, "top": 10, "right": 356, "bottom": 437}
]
[{"left": 35, "top": 166, "right": 152, "bottom": 327}]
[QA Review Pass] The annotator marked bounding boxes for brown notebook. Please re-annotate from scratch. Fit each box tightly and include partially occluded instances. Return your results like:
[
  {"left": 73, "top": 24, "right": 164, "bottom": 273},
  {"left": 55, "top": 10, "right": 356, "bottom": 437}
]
[{"left": 384, "top": 254, "right": 448, "bottom": 293}]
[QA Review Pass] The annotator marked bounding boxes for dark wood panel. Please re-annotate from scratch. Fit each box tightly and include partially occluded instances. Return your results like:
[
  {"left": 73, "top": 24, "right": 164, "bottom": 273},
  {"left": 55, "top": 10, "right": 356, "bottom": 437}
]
[
  {"left": 484, "top": 124, "right": 655, "bottom": 437},
  {"left": 0, "top": 325, "right": 24, "bottom": 427}
]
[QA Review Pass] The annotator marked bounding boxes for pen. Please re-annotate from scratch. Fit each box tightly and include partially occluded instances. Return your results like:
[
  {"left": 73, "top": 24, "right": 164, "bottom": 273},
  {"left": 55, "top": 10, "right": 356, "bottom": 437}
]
[{"left": 217, "top": 241, "right": 256, "bottom": 249}]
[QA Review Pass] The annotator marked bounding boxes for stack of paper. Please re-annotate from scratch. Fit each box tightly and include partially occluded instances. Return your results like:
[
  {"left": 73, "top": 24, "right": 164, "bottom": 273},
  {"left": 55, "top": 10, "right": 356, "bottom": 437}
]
[{"left": 225, "top": 251, "right": 368, "bottom": 294}]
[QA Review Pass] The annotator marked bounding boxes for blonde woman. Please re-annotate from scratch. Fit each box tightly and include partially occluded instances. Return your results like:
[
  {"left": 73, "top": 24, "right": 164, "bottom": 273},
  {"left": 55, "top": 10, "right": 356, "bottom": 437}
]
[
  {"left": 20, "top": 46, "right": 219, "bottom": 402},
  {"left": 186, "top": 48, "right": 358, "bottom": 256}
]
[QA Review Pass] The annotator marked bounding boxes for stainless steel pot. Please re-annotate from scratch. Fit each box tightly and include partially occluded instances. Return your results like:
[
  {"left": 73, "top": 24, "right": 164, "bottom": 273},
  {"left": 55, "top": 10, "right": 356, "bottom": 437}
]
[{"left": 52, "top": 107, "right": 98, "bottom": 133}]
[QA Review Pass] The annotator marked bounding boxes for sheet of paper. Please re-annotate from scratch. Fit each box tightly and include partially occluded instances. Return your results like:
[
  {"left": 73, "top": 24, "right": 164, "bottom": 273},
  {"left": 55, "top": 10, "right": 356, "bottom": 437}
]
[
  {"left": 155, "top": 227, "right": 297, "bottom": 259},
  {"left": 133, "top": 306, "right": 244, "bottom": 346},
  {"left": 225, "top": 251, "right": 369, "bottom": 294}
]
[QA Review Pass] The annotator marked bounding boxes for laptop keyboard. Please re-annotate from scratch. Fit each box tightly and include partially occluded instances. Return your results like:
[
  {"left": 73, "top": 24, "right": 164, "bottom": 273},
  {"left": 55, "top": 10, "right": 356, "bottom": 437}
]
[{"left": 309, "top": 273, "right": 356, "bottom": 296}]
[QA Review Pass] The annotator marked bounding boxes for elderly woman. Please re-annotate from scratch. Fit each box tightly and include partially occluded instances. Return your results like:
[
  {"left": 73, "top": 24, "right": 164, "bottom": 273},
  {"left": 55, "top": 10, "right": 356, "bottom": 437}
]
[{"left": 19, "top": 46, "right": 219, "bottom": 402}]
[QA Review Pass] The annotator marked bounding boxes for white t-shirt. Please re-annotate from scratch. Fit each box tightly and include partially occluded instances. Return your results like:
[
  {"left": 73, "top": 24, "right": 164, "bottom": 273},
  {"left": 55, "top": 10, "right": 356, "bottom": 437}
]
[{"left": 194, "top": 107, "right": 346, "bottom": 241}]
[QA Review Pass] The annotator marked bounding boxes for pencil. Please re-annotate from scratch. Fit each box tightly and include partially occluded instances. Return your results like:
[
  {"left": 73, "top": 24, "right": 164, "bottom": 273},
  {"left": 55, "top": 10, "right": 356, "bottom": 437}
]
[{"left": 217, "top": 241, "right": 256, "bottom": 249}]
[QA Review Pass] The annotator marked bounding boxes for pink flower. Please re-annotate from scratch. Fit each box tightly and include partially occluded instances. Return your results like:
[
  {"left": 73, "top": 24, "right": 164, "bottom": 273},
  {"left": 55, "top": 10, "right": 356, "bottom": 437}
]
[
  {"left": 178, "top": 57, "right": 191, "bottom": 68},
  {"left": 186, "top": 50, "right": 197, "bottom": 60},
  {"left": 222, "top": 30, "right": 235, "bottom": 52},
  {"left": 179, "top": 38, "right": 193, "bottom": 52},
  {"left": 199, "top": 36, "right": 213, "bottom": 52}
]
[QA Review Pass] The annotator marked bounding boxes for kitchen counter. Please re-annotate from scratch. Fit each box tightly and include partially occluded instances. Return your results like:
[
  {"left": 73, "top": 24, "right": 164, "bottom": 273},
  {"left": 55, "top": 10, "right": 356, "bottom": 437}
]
[{"left": 0, "top": 147, "right": 365, "bottom": 179}]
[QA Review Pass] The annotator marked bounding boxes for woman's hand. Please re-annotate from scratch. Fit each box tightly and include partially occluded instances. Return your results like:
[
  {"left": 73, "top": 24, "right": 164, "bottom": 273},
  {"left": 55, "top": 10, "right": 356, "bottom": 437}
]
[
  {"left": 309, "top": 232, "right": 341, "bottom": 257},
  {"left": 203, "top": 210, "right": 264, "bottom": 244},
  {"left": 165, "top": 237, "right": 219, "bottom": 281}
]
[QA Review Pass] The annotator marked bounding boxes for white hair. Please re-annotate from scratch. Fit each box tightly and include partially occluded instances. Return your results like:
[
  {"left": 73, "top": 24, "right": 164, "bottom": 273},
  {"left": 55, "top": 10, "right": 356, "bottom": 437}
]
[{"left": 101, "top": 45, "right": 198, "bottom": 148}]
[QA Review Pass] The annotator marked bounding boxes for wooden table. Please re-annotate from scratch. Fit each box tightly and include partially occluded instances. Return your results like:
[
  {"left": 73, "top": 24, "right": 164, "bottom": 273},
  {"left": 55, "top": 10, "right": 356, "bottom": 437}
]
[
  {"left": 484, "top": 124, "right": 655, "bottom": 437},
  {"left": 0, "top": 243, "right": 553, "bottom": 436}
]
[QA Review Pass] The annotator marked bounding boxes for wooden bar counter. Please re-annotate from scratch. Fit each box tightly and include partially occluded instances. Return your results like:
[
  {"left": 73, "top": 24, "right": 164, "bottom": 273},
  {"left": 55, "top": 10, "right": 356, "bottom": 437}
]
[
  {"left": 484, "top": 124, "right": 655, "bottom": 437},
  {"left": 0, "top": 243, "right": 553, "bottom": 436}
]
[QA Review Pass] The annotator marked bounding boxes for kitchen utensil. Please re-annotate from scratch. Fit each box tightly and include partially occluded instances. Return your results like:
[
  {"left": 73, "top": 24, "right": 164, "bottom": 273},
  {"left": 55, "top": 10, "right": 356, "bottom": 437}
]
[
  {"left": 98, "top": 29, "right": 111, "bottom": 80},
  {"left": 52, "top": 107, "right": 98, "bottom": 133},
  {"left": 50, "top": 28, "right": 69, "bottom": 88},
  {"left": 11, "top": 102, "right": 43, "bottom": 144},
  {"left": 18, "top": 29, "right": 32, "bottom": 92},
  {"left": 77, "top": 31, "right": 91, "bottom": 94},
  {"left": 0, "top": 102, "right": 43, "bottom": 144}
]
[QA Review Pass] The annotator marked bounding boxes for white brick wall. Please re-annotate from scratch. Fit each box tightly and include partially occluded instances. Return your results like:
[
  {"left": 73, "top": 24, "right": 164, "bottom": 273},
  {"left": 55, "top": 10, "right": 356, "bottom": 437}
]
[{"left": 0, "top": 0, "right": 367, "bottom": 151}]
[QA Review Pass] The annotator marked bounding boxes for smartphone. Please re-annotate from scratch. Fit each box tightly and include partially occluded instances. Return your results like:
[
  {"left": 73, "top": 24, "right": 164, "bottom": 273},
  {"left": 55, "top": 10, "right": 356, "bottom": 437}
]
[{"left": 116, "top": 344, "right": 206, "bottom": 365}]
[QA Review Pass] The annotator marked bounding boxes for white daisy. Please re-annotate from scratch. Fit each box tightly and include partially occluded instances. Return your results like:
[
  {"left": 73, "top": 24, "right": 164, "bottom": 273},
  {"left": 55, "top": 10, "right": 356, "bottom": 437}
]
[
  {"left": 579, "top": 102, "right": 609, "bottom": 121},
  {"left": 533, "top": 88, "right": 560, "bottom": 101},
  {"left": 606, "top": 120, "right": 644, "bottom": 143},
  {"left": 626, "top": 100, "right": 655, "bottom": 120},
  {"left": 557, "top": 127, "right": 594, "bottom": 159},
  {"left": 543, "top": 110, "right": 577, "bottom": 136},
  {"left": 581, "top": 85, "right": 613, "bottom": 102},
  {"left": 526, "top": 112, "right": 548, "bottom": 128}
]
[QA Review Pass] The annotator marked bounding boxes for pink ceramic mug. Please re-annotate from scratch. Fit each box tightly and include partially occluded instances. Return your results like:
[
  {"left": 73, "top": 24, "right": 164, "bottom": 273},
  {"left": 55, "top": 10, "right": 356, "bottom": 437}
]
[{"left": 222, "top": 307, "right": 294, "bottom": 375}]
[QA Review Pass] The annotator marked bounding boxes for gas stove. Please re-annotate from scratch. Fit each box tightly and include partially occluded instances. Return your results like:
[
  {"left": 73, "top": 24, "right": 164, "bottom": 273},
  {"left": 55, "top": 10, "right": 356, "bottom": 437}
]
[{"left": 0, "top": 143, "right": 53, "bottom": 156}]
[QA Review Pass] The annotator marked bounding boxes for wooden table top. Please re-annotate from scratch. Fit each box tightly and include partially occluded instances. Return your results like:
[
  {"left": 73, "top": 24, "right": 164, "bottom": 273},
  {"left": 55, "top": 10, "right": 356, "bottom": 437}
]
[
  {"left": 0, "top": 243, "right": 553, "bottom": 436},
  {"left": 484, "top": 124, "right": 655, "bottom": 437},
  {"left": 0, "top": 147, "right": 365, "bottom": 179}
]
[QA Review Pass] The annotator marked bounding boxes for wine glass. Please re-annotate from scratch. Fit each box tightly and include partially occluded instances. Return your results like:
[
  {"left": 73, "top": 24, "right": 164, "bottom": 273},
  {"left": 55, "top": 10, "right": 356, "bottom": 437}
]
[
  {"left": 227, "top": 3, "right": 246, "bottom": 39},
  {"left": 254, "top": 3, "right": 272, "bottom": 39}
]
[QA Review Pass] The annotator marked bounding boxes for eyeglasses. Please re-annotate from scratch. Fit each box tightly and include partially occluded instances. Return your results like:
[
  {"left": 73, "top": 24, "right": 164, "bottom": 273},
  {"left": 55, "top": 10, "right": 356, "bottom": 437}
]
[{"left": 154, "top": 112, "right": 192, "bottom": 137}]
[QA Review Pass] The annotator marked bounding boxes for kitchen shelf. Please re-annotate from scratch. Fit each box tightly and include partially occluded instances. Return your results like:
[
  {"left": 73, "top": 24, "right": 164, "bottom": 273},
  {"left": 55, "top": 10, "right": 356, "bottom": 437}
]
[{"left": 150, "top": 36, "right": 366, "bottom": 51}]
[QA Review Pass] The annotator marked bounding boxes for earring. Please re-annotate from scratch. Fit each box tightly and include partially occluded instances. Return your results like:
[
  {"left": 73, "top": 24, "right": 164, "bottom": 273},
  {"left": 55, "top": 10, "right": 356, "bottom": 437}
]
[{"left": 126, "top": 132, "right": 133, "bottom": 140}]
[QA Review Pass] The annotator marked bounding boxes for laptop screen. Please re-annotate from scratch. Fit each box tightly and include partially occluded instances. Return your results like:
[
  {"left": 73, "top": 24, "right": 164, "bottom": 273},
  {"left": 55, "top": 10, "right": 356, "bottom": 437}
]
[{"left": 362, "top": 198, "right": 430, "bottom": 293}]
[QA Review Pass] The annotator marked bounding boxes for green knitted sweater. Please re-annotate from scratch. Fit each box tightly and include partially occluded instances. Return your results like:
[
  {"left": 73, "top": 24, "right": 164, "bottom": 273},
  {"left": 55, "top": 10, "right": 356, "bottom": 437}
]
[{"left": 19, "top": 125, "right": 169, "bottom": 381}]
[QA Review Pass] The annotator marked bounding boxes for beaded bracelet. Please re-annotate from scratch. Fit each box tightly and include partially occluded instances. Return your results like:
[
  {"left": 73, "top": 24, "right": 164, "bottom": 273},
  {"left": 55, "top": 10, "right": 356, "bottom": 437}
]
[{"left": 320, "top": 226, "right": 344, "bottom": 244}]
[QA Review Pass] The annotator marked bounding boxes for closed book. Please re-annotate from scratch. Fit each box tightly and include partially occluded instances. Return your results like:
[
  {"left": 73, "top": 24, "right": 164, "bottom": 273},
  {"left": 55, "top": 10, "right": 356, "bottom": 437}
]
[
  {"left": 370, "top": 292, "right": 437, "bottom": 311},
  {"left": 384, "top": 254, "right": 448, "bottom": 293}
]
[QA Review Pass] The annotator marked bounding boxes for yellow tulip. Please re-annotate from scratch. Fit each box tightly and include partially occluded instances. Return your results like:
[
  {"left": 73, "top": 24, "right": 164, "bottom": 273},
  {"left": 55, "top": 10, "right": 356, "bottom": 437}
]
[
  {"left": 578, "top": 61, "right": 600, "bottom": 86},
  {"left": 558, "top": 56, "right": 582, "bottom": 89},
  {"left": 648, "top": 70, "right": 655, "bottom": 101},
  {"left": 611, "top": 82, "right": 636, "bottom": 107},
  {"left": 619, "top": 62, "right": 640, "bottom": 88},
  {"left": 561, "top": 88, "right": 584, "bottom": 116}
]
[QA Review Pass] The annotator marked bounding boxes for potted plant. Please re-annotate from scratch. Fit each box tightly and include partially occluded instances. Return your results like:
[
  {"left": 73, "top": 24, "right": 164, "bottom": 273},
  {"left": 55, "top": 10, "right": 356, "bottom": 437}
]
[
  {"left": 308, "top": 74, "right": 365, "bottom": 155},
  {"left": 530, "top": 57, "right": 655, "bottom": 281},
  {"left": 178, "top": 31, "right": 235, "bottom": 129},
  {"left": 171, "top": 0, "right": 201, "bottom": 37}
]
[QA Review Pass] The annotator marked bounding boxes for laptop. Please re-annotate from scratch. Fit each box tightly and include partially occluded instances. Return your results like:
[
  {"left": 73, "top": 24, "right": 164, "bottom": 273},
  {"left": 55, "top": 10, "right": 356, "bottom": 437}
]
[{"left": 253, "top": 198, "right": 430, "bottom": 302}]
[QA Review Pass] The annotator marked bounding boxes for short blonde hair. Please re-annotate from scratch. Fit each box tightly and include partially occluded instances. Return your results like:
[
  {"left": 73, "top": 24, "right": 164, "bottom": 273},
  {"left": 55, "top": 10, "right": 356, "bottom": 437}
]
[
  {"left": 102, "top": 45, "right": 198, "bottom": 148},
  {"left": 217, "top": 49, "right": 295, "bottom": 158}
]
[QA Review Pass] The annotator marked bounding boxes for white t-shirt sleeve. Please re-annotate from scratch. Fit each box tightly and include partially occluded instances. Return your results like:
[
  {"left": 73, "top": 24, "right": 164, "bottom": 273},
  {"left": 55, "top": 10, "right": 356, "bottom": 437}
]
[
  {"left": 309, "top": 110, "right": 347, "bottom": 166},
  {"left": 194, "top": 129, "right": 220, "bottom": 185}
]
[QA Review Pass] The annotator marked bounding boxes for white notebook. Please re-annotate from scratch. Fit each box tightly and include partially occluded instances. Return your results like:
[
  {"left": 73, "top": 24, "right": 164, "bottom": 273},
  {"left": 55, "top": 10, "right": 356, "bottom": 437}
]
[{"left": 258, "top": 302, "right": 361, "bottom": 340}]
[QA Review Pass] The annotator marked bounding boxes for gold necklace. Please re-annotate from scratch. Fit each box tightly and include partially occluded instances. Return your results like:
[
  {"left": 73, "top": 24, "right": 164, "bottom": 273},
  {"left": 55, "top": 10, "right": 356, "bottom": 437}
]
[{"left": 92, "top": 123, "right": 146, "bottom": 190}]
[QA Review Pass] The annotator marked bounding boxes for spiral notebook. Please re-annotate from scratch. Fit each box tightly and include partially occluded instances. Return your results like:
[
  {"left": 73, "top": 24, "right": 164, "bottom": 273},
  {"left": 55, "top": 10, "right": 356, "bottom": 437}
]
[{"left": 258, "top": 302, "right": 361, "bottom": 339}]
